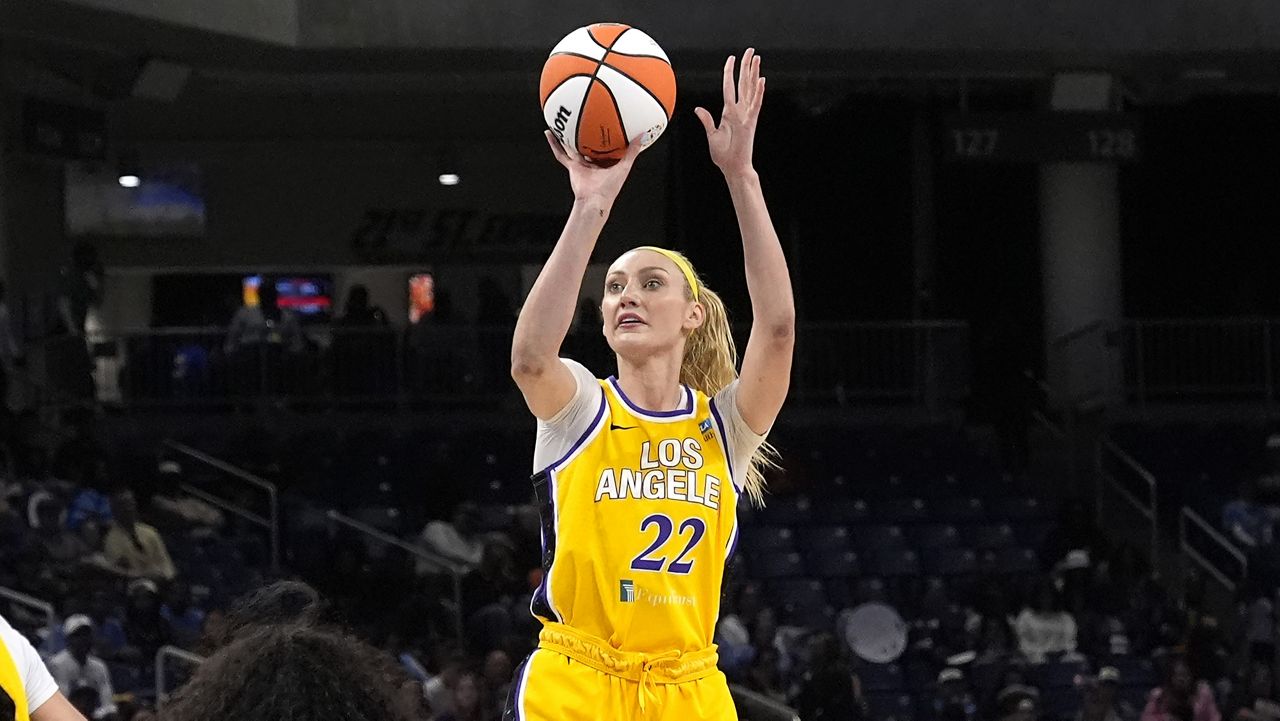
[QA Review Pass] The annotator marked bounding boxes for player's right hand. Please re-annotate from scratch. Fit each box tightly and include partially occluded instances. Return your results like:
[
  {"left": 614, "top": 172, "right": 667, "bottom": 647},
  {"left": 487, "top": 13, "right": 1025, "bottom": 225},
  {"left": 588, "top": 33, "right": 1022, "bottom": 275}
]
[{"left": 544, "top": 129, "right": 643, "bottom": 208}]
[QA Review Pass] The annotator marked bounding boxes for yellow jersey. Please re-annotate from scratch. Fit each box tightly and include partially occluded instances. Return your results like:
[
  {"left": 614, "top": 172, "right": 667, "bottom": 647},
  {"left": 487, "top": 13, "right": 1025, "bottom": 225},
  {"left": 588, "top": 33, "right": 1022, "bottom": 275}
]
[
  {"left": 529, "top": 360, "right": 764, "bottom": 655},
  {"left": 0, "top": 614, "right": 61, "bottom": 721}
]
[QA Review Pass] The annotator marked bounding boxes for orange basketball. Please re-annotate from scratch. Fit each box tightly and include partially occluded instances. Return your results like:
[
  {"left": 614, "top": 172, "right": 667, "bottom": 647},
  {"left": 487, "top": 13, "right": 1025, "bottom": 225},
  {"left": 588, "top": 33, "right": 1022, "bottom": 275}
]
[{"left": 540, "top": 23, "right": 676, "bottom": 164}]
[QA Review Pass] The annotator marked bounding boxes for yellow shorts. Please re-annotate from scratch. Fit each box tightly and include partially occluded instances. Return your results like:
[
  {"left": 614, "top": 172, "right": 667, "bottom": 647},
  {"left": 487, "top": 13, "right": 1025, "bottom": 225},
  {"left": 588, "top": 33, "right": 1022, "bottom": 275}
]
[{"left": 503, "top": 623, "right": 737, "bottom": 721}]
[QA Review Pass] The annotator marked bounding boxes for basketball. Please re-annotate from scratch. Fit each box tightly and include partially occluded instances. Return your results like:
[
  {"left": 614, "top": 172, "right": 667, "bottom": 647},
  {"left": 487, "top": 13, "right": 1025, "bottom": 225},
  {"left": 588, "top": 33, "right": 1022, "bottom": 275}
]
[{"left": 540, "top": 23, "right": 676, "bottom": 163}]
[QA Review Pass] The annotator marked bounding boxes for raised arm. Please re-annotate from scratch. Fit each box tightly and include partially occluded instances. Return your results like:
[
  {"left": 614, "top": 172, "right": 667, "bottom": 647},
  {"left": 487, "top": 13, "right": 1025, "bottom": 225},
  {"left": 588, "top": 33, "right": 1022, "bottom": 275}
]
[
  {"left": 695, "top": 49, "right": 795, "bottom": 434},
  {"left": 510, "top": 133, "right": 643, "bottom": 419}
]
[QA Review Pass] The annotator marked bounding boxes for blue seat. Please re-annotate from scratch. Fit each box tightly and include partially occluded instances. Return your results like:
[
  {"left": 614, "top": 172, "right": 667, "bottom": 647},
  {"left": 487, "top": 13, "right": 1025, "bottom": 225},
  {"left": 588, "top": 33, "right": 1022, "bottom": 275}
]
[
  {"left": 797, "top": 525, "right": 852, "bottom": 551},
  {"left": 1110, "top": 656, "right": 1156, "bottom": 688},
  {"left": 912, "top": 524, "right": 960, "bottom": 549},
  {"left": 817, "top": 498, "right": 871, "bottom": 524},
  {"left": 808, "top": 550, "right": 861, "bottom": 579},
  {"left": 876, "top": 497, "right": 929, "bottom": 524},
  {"left": 759, "top": 495, "right": 812, "bottom": 525},
  {"left": 980, "top": 547, "right": 1038, "bottom": 575},
  {"left": 1033, "top": 658, "right": 1089, "bottom": 688},
  {"left": 865, "top": 692, "right": 915, "bottom": 721},
  {"left": 1043, "top": 685, "right": 1083, "bottom": 718},
  {"left": 865, "top": 548, "right": 920, "bottom": 578},
  {"left": 860, "top": 663, "right": 907, "bottom": 693},
  {"left": 990, "top": 497, "right": 1050, "bottom": 521},
  {"left": 922, "top": 547, "right": 978, "bottom": 577},
  {"left": 744, "top": 526, "right": 795, "bottom": 554},
  {"left": 768, "top": 579, "right": 829, "bottom": 623},
  {"left": 853, "top": 525, "right": 908, "bottom": 553},
  {"left": 751, "top": 551, "right": 805, "bottom": 580},
  {"left": 964, "top": 524, "right": 1016, "bottom": 550},
  {"left": 940, "top": 497, "right": 986, "bottom": 523}
]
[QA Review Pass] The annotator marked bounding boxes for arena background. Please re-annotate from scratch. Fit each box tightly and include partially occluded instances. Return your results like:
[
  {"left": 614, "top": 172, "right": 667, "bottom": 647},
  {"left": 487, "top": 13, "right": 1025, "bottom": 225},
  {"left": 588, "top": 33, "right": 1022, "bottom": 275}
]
[{"left": 2, "top": 1, "right": 1280, "bottom": 720}]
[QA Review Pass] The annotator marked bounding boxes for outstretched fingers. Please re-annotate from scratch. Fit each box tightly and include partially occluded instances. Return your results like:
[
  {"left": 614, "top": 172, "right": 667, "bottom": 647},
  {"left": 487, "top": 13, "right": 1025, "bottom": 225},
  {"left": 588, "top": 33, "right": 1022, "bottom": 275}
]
[{"left": 721, "top": 55, "right": 736, "bottom": 112}]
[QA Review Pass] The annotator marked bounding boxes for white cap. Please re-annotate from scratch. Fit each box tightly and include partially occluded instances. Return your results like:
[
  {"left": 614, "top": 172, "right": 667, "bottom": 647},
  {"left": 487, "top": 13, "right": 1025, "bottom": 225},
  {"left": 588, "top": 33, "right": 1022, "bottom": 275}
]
[
  {"left": 939, "top": 668, "right": 965, "bottom": 684},
  {"left": 63, "top": 614, "right": 94, "bottom": 636},
  {"left": 1098, "top": 667, "right": 1121, "bottom": 683}
]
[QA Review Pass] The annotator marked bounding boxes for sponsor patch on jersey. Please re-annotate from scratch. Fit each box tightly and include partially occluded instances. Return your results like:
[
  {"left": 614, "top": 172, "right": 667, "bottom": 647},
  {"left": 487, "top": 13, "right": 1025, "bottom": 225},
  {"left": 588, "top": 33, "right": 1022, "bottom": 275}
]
[{"left": 620, "top": 579, "right": 636, "bottom": 603}]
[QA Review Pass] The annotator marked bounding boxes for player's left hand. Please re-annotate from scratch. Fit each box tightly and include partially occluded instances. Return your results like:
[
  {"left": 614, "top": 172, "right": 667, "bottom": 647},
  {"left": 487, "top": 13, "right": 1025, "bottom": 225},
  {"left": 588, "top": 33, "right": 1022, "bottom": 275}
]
[{"left": 695, "top": 48, "right": 765, "bottom": 177}]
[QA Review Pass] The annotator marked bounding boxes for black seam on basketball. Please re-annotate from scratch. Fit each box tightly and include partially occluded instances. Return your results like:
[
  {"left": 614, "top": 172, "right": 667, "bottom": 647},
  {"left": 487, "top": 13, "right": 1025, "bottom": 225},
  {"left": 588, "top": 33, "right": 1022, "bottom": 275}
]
[
  {"left": 598, "top": 48, "right": 669, "bottom": 59},
  {"left": 550, "top": 50, "right": 608, "bottom": 64},
  {"left": 574, "top": 29, "right": 632, "bottom": 157},
  {"left": 542, "top": 72, "right": 595, "bottom": 106},
  {"left": 600, "top": 80, "right": 628, "bottom": 152},
  {"left": 601, "top": 58, "right": 674, "bottom": 118}
]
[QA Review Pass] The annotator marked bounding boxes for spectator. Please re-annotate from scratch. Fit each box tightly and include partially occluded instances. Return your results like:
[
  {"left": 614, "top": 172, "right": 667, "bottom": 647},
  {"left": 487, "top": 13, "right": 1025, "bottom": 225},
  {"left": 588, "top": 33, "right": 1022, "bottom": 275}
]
[
  {"left": 337, "top": 285, "right": 388, "bottom": 327},
  {"left": 1013, "top": 581, "right": 1078, "bottom": 664},
  {"left": 0, "top": 279, "right": 23, "bottom": 426},
  {"left": 793, "top": 632, "right": 870, "bottom": 721},
  {"left": 66, "top": 688, "right": 99, "bottom": 721},
  {"left": 716, "top": 582, "right": 764, "bottom": 679},
  {"left": 1223, "top": 663, "right": 1277, "bottom": 721},
  {"left": 935, "top": 667, "right": 979, "bottom": 721},
  {"left": 101, "top": 491, "right": 174, "bottom": 581},
  {"left": 52, "top": 240, "right": 102, "bottom": 400},
  {"left": 419, "top": 502, "right": 484, "bottom": 572},
  {"left": 48, "top": 615, "right": 116, "bottom": 719},
  {"left": 974, "top": 614, "right": 1017, "bottom": 665},
  {"left": 424, "top": 648, "right": 466, "bottom": 719},
  {"left": 66, "top": 464, "right": 113, "bottom": 533},
  {"left": 996, "top": 685, "right": 1042, "bottom": 721},
  {"left": 161, "top": 620, "right": 420, "bottom": 721},
  {"left": 1223, "top": 480, "right": 1272, "bottom": 549},
  {"left": 1078, "top": 669, "right": 1128, "bottom": 721},
  {"left": 159, "top": 580, "right": 205, "bottom": 650},
  {"left": 744, "top": 645, "right": 786, "bottom": 705},
  {"left": 438, "top": 670, "right": 486, "bottom": 721},
  {"left": 224, "top": 278, "right": 304, "bottom": 356},
  {"left": 482, "top": 650, "right": 512, "bottom": 719},
  {"left": 122, "top": 579, "right": 173, "bottom": 661},
  {"left": 1141, "top": 655, "right": 1221, "bottom": 721},
  {"left": 28, "top": 493, "right": 88, "bottom": 567}
]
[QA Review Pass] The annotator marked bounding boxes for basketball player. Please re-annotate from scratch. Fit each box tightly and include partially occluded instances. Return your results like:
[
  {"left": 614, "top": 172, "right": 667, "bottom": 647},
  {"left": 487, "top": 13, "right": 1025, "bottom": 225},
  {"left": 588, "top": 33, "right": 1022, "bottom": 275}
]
[
  {"left": 0, "top": 614, "right": 87, "bottom": 721},
  {"left": 508, "top": 49, "right": 792, "bottom": 720}
]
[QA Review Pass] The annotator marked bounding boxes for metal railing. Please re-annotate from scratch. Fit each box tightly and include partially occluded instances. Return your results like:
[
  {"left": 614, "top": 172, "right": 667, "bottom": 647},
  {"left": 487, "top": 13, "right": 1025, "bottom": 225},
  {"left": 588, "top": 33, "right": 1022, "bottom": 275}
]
[
  {"left": 1096, "top": 438, "right": 1159, "bottom": 570},
  {"left": 164, "top": 440, "right": 280, "bottom": 571},
  {"left": 326, "top": 509, "right": 468, "bottom": 642},
  {"left": 156, "top": 645, "right": 205, "bottom": 704},
  {"left": 0, "top": 587, "right": 56, "bottom": 634},
  {"left": 1180, "top": 506, "right": 1249, "bottom": 593},
  {"left": 62, "top": 322, "right": 970, "bottom": 409},
  {"left": 1124, "top": 318, "right": 1278, "bottom": 403}
]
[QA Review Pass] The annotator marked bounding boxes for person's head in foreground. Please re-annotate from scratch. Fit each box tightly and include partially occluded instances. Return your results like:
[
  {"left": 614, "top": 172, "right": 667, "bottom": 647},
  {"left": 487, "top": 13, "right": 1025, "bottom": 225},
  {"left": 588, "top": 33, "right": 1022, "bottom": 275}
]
[{"left": 160, "top": 620, "right": 418, "bottom": 721}]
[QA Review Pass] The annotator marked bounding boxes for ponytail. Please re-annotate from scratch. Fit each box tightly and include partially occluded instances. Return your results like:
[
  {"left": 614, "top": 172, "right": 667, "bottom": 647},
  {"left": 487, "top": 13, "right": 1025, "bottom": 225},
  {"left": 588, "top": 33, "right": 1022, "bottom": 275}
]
[{"left": 671, "top": 254, "right": 778, "bottom": 507}]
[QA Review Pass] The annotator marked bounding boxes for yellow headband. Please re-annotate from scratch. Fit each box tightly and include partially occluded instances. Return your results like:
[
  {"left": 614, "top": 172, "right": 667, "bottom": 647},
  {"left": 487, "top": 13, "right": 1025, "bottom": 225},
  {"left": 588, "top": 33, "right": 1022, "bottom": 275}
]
[{"left": 636, "top": 246, "right": 700, "bottom": 301}]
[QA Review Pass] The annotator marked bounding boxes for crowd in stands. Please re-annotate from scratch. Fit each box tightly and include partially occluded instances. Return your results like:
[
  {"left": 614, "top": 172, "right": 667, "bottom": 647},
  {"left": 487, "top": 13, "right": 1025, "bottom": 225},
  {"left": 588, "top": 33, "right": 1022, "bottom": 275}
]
[{"left": 1, "top": 412, "right": 1279, "bottom": 721}]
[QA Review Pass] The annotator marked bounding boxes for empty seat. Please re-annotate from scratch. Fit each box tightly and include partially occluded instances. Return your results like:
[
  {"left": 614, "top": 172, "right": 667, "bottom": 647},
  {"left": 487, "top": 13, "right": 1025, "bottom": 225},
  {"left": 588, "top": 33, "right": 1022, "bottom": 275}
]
[
  {"left": 912, "top": 524, "right": 960, "bottom": 549},
  {"left": 759, "top": 495, "right": 812, "bottom": 525},
  {"left": 1033, "top": 658, "right": 1089, "bottom": 688},
  {"left": 768, "top": 579, "right": 829, "bottom": 624},
  {"left": 941, "top": 497, "right": 986, "bottom": 523},
  {"left": 980, "top": 547, "right": 1038, "bottom": 575},
  {"left": 751, "top": 551, "right": 805, "bottom": 580},
  {"left": 817, "top": 498, "right": 871, "bottom": 525},
  {"left": 865, "top": 692, "right": 915, "bottom": 721},
  {"left": 964, "top": 524, "right": 1016, "bottom": 550},
  {"left": 860, "top": 663, "right": 907, "bottom": 693},
  {"left": 797, "top": 525, "right": 852, "bottom": 551},
  {"left": 853, "top": 525, "right": 908, "bottom": 553},
  {"left": 990, "top": 496, "right": 1050, "bottom": 520},
  {"left": 921, "top": 547, "right": 978, "bottom": 577},
  {"left": 875, "top": 497, "right": 929, "bottom": 524},
  {"left": 808, "top": 549, "right": 861, "bottom": 579},
  {"left": 1109, "top": 657, "right": 1156, "bottom": 689},
  {"left": 864, "top": 548, "right": 921, "bottom": 578},
  {"left": 744, "top": 526, "right": 795, "bottom": 554}
]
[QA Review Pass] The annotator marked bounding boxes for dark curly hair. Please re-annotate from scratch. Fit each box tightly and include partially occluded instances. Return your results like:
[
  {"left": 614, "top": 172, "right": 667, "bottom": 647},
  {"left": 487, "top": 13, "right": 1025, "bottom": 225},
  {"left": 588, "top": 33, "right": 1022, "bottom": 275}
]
[{"left": 162, "top": 622, "right": 419, "bottom": 721}]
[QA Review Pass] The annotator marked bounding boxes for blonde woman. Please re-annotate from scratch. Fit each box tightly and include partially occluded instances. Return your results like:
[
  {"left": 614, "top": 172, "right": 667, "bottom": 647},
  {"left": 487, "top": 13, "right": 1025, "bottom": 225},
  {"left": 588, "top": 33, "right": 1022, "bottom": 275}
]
[{"left": 507, "top": 49, "right": 793, "bottom": 721}]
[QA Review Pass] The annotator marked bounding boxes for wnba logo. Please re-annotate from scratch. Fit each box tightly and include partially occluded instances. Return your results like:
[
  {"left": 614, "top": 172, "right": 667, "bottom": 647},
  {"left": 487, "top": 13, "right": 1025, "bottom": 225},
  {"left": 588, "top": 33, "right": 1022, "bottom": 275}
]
[{"left": 620, "top": 580, "right": 636, "bottom": 603}]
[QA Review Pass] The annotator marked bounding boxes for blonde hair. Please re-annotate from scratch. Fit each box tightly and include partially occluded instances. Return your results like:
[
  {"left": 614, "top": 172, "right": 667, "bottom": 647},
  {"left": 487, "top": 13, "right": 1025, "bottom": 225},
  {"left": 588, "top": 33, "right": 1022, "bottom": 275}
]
[{"left": 658, "top": 249, "right": 779, "bottom": 507}]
